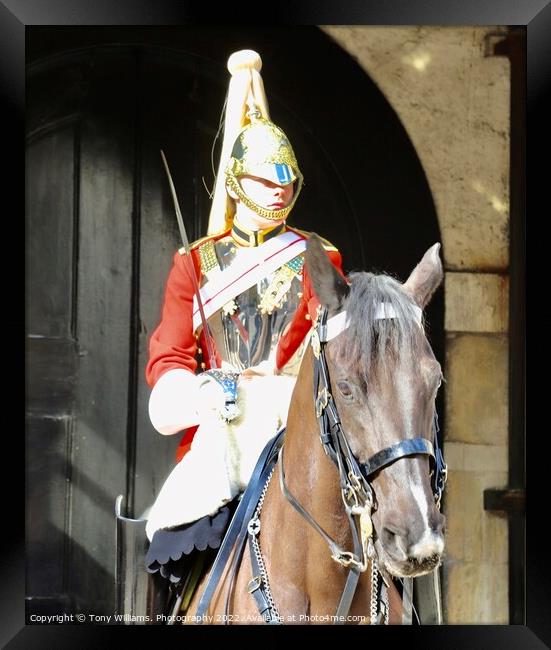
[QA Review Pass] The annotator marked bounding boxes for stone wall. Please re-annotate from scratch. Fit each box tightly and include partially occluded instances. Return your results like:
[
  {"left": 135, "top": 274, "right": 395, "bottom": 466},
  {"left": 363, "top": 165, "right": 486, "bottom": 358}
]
[{"left": 322, "top": 26, "right": 511, "bottom": 623}]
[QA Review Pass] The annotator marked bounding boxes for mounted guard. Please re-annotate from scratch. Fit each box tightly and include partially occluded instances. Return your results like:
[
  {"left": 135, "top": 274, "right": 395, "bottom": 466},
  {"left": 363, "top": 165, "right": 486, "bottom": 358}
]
[
  {"left": 115, "top": 48, "right": 446, "bottom": 625},
  {"left": 116, "top": 48, "right": 343, "bottom": 621}
]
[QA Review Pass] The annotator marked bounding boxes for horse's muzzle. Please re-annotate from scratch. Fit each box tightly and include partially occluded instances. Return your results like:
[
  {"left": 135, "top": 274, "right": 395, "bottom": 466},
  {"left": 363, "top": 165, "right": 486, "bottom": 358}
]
[{"left": 378, "top": 511, "right": 446, "bottom": 577}]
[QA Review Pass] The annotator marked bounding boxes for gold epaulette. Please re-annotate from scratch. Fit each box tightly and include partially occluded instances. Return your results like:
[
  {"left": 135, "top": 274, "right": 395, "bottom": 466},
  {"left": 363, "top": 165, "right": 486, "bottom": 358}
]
[
  {"left": 178, "top": 230, "right": 230, "bottom": 256},
  {"left": 286, "top": 227, "right": 339, "bottom": 253},
  {"left": 183, "top": 232, "right": 230, "bottom": 277},
  {"left": 178, "top": 235, "right": 213, "bottom": 256},
  {"left": 197, "top": 240, "right": 219, "bottom": 275}
]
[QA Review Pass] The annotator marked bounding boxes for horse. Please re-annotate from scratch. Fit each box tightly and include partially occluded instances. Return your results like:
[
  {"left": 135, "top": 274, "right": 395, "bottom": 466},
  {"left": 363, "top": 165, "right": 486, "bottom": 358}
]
[{"left": 184, "top": 235, "right": 447, "bottom": 625}]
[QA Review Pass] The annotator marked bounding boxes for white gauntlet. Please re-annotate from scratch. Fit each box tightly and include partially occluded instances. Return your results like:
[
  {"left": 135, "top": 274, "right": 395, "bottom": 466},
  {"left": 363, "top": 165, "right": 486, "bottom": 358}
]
[
  {"left": 148, "top": 368, "right": 240, "bottom": 435},
  {"left": 148, "top": 369, "right": 201, "bottom": 435}
]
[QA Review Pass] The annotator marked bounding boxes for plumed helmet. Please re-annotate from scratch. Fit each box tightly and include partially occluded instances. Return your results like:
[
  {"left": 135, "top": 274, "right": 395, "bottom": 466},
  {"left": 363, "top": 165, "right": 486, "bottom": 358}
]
[
  {"left": 225, "top": 115, "right": 303, "bottom": 221},
  {"left": 207, "top": 50, "right": 303, "bottom": 234}
]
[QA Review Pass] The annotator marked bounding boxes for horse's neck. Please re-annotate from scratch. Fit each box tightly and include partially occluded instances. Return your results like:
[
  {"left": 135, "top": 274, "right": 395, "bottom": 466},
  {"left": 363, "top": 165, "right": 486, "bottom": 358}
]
[
  {"left": 246, "top": 347, "right": 357, "bottom": 617},
  {"left": 280, "top": 347, "right": 346, "bottom": 525}
]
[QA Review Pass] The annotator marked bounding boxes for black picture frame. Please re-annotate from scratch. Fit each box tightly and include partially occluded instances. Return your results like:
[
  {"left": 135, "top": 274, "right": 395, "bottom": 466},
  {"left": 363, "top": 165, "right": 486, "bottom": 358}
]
[{"left": 7, "top": 1, "right": 541, "bottom": 647}]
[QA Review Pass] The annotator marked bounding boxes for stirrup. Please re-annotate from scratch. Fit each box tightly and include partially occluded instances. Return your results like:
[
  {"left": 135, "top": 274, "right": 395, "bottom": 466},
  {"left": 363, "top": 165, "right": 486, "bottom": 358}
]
[{"left": 115, "top": 495, "right": 170, "bottom": 624}]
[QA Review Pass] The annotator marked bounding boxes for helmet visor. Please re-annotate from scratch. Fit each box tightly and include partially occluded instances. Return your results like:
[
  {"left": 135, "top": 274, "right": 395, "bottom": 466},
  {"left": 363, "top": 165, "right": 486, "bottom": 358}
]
[{"left": 244, "top": 162, "right": 297, "bottom": 186}]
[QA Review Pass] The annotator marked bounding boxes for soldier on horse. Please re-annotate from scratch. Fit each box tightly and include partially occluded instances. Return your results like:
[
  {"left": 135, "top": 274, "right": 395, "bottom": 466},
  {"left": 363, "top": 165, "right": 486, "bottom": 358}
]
[
  {"left": 116, "top": 48, "right": 445, "bottom": 625},
  {"left": 142, "top": 48, "right": 343, "bottom": 615}
]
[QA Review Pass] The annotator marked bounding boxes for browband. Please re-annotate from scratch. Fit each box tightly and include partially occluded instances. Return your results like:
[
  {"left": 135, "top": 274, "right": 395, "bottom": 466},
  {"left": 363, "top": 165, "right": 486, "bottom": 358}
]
[{"left": 321, "top": 303, "right": 423, "bottom": 342}]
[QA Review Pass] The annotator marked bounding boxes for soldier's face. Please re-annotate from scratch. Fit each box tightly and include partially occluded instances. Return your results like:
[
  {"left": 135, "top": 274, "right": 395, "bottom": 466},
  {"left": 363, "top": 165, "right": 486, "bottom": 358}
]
[{"left": 239, "top": 175, "right": 294, "bottom": 212}]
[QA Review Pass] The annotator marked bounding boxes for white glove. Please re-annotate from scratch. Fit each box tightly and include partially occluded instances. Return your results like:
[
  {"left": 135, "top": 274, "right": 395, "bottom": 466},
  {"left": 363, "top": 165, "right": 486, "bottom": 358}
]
[
  {"left": 148, "top": 368, "right": 234, "bottom": 435},
  {"left": 148, "top": 369, "right": 201, "bottom": 435}
]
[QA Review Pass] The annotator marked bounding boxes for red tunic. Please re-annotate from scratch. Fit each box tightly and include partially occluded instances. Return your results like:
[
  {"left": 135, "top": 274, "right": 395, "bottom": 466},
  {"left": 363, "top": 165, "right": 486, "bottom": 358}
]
[{"left": 146, "top": 226, "right": 344, "bottom": 460}]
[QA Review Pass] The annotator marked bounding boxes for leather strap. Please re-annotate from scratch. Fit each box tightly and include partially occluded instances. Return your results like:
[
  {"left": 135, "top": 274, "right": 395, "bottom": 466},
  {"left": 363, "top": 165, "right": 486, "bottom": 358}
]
[
  {"left": 360, "top": 438, "right": 435, "bottom": 478},
  {"left": 247, "top": 535, "right": 281, "bottom": 624},
  {"left": 401, "top": 577, "right": 414, "bottom": 624},
  {"left": 195, "top": 429, "right": 285, "bottom": 621}
]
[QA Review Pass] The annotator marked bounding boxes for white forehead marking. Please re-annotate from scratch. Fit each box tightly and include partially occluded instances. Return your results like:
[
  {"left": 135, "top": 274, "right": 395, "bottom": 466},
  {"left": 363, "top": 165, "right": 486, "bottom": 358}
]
[{"left": 411, "top": 480, "right": 430, "bottom": 529}]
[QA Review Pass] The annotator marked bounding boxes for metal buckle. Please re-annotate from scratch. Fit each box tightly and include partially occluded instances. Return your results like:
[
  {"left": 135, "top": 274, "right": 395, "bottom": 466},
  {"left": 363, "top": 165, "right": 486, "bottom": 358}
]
[
  {"left": 344, "top": 472, "right": 371, "bottom": 513},
  {"left": 359, "top": 507, "right": 373, "bottom": 544},
  {"left": 247, "top": 575, "right": 262, "bottom": 593},
  {"left": 311, "top": 329, "right": 321, "bottom": 358},
  {"left": 331, "top": 550, "right": 368, "bottom": 572},
  {"left": 344, "top": 484, "right": 362, "bottom": 511},
  {"left": 315, "top": 387, "right": 330, "bottom": 418}
]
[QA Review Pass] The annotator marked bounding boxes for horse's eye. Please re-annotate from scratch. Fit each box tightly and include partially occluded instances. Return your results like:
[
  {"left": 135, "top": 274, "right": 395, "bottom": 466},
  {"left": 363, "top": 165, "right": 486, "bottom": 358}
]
[{"left": 337, "top": 381, "right": 353, "bottom": 399}]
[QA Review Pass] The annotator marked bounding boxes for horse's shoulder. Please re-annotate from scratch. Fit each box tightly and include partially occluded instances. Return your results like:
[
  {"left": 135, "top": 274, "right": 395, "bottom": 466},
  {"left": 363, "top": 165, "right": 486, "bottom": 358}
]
[{"left": 286, "top": 227, "right": 339, "bottom": 253}]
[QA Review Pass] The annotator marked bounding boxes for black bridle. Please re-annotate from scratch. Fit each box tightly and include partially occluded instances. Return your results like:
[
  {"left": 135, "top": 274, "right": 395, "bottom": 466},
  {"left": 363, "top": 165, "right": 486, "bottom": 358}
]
[
  {"left": 278, "top": 305, "right": 447, "bottom": 622},
  {"left": 312, "top": 306, "right": 447, "bottom": 506}
]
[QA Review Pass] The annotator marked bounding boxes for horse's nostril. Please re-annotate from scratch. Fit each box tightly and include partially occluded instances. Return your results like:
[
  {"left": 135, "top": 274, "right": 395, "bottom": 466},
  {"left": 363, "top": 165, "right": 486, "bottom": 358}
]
[
  {"left": 381, "top": 524, "right": 409, "bottom": 557},
  {"left": 382, "top": 517, "right": 408, "bottom": 539}
]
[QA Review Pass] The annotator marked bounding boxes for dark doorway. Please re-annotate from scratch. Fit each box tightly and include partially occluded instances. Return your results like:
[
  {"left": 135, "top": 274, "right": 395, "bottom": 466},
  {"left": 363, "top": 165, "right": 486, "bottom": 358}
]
[{"left": 26, "top": 26, "right": 442, "bottom": 616}]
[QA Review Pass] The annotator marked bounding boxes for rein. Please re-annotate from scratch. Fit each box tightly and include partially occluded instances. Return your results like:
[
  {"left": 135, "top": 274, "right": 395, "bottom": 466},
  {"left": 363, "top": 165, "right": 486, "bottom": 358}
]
[{"left": 195, "top": 430, "right": 284, "bottom": 624}]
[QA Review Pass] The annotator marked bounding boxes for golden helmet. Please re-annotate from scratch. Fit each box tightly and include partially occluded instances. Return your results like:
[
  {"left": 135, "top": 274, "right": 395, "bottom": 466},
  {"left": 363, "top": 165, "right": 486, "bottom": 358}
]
[
  {"left": 207, "top": 50, "right": 304, "bottom": 234},
  {"left": 225, "top": 115, "right": 303, "bottom": 221}
]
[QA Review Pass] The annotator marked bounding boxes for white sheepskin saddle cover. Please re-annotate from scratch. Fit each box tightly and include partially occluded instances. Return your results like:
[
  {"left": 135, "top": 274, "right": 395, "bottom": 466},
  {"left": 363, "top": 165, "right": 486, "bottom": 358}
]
[{"left": 145, "top": 374, "right": 296, "bottom": 541}]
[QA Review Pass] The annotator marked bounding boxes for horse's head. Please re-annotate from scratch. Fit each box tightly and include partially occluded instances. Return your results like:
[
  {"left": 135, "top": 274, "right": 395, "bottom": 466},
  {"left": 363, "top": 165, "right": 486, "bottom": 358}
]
[{"left": 305, "top": 235, "right": 446, "bottom": 578}]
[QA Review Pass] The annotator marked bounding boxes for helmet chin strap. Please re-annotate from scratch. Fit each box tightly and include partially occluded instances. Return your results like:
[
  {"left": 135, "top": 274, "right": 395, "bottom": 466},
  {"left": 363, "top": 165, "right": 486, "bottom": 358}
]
[
  {"left": 225, "top": 174, "right": 299, "bottom": 221},
  {"left": 232, "top": 213, "right": 286, "bottom": 234}
]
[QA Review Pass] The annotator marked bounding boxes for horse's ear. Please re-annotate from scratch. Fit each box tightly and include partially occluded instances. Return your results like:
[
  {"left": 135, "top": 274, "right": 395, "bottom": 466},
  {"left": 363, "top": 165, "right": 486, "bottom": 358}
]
[
  {"left": 305, "top": 234, "right": 349, "bottom": 314},
  {"left": 403, "top": 243, "right": 444, "bottom": 308}
]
